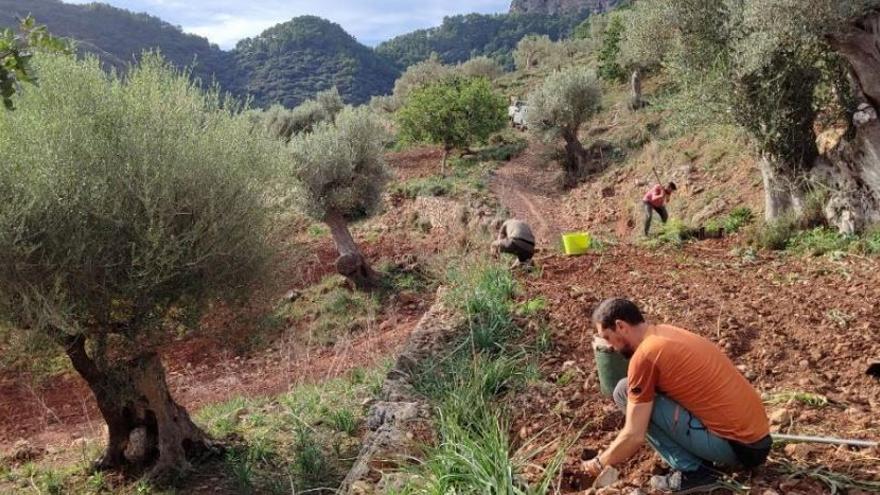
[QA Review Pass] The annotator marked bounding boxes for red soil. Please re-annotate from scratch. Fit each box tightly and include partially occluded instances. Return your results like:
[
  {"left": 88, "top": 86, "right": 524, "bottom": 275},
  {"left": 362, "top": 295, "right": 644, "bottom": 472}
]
[{"left": 490, "top": 148, "right": 880, "bottom": 492}]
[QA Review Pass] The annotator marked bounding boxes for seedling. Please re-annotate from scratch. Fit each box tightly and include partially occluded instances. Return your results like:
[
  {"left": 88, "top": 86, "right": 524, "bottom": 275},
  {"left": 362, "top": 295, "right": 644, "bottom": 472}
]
[{"left": 764, "top": 391, "right": 830, "bottom": 408}]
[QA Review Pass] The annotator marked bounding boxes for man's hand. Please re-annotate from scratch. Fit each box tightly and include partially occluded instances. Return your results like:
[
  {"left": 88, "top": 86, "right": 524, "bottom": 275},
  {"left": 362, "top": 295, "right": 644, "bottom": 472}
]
[{"left": 581, "top": 458, "right": 602, "bottom": 477}]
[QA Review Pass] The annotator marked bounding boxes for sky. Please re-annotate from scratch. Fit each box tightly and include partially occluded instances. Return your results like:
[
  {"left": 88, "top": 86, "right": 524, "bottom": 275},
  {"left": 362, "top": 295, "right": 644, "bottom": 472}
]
[{"left": 62, "top": 0, "right": 513, "bottom": 49}]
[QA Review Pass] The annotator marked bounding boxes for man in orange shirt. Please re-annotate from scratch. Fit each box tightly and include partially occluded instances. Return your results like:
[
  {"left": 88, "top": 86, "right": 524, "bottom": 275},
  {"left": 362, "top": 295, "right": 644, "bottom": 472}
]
[
  {"left": 643, "top": 182, "right": 676, "bottom": 236},
  {"left": 583, "top": 298, "right": 771, "bottom": 493}
]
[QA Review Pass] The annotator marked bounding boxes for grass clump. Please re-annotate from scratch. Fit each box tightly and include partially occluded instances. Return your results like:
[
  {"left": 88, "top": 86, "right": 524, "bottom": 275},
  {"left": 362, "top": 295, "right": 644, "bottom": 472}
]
[
  {"left": 446, "top": 263, "right": 518, "bottom": 353},
  {"left": 390, "top": 176, "right": 456, "bottom": 199},
  {"left": 196, "top": 365, "right": 387, "bottom": 494},
  {"left": 398, "top": 260, "right": 564, "bottom": 493},
  {"left": 378, "top": 258, "right": 436, "bottom": 295},
  {"left": 2, "top": 367, "right": 387, "bottom": 494},
  {"left": 706, "top": 207, "right": 756, "bottom": 237},
  {"left": 280, "top": 275, "right": 380, "bottom": 345},
  {"left": 786, "top": 227, "right": 855, "bottom": 256},
  {"left": 477, "top": 133, "right": 528, "bottom": 162}
]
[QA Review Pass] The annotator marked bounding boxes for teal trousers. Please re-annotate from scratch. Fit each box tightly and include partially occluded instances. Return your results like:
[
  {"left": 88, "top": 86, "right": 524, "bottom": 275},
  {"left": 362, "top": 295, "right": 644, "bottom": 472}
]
[{"left": 613, "top": 378, "right": 740, "bottom": 472}]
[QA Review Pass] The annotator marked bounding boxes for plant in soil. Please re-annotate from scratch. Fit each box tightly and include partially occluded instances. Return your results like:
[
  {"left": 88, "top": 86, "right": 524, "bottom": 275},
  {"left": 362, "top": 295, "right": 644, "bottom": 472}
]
[
  {"left": 288, "top": 106, "right": 391, "bottom": 291},
  {"left": 397, "top": 261, "right": 566, "bottom": 493},
  {"left": 526, "top": 67, "right": 603, "bottom": 187},
  {"left": 0, "top": 53, "right": 288, "bottom": 480}
]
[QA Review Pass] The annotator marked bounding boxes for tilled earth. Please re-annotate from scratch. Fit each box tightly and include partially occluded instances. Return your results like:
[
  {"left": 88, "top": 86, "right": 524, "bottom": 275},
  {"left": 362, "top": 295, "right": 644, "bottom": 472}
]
[{"left": 510, "top": 241, "right": 880, "bottom": 493}]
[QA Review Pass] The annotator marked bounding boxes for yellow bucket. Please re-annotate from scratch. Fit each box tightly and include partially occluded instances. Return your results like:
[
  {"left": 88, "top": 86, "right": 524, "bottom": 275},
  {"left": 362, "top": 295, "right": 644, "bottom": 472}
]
[{"left": 562, "top": 232, "right": 591, "bottom": 255}]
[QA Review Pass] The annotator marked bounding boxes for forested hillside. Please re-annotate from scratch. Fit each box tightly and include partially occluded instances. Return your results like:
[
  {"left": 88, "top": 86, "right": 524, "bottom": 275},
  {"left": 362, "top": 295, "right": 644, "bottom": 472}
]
[
  {"left": 375, "top": 12, "right": 590, "bottom": 69},
  {"left": 2, "top": 1, "right": 616, "bottom": 106},
  {"left": 0, "top": 0, "right": 233, "bottom": 88},
  {"left": 231, "top": 16, "right": 400, "bottom": 107}
]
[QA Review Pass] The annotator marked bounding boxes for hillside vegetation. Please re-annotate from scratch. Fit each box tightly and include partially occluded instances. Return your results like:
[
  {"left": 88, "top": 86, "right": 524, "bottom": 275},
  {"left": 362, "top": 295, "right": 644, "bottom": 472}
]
[
  {"left": 375, "top": 12, "right": 589, "bottom": 69},
  {"left": 1, "top": 1, "right": 620, "bottom": 108},
  {"left": 232, "top": 16, "right": 400, "bottom": 107},
  {"left": 3, "top": 2, "right": 880, "bottom": 495},
  {"left": 0, "top": 0, "right": 233, "bottom": 89}
]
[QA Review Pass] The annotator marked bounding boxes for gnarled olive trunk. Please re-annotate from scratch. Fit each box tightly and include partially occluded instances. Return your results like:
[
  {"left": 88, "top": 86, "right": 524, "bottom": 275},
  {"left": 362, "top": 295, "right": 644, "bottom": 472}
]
[
  {"left": 820, "top": 14, "right": 880, "bottom": 233},
  {"left": 629, "top": 68, "right": 644, "bottom": 111},
  {"left": 814, "top": 112, "right": 880, "bottom": 233},
  {"left": 324, "top": 210, "right": 378, "bottom": 291},
  {"left": 758, "top": 153, "right": 807, "bottom": 222},
  {"left": 441, "top": 145, "right": 452, "bottom": 174},
  {"left": 560, "top": 127, "right": 589, "bottom": 188},
  {"left": 58, "top": 333, "right": 211, "bottom": 479}
]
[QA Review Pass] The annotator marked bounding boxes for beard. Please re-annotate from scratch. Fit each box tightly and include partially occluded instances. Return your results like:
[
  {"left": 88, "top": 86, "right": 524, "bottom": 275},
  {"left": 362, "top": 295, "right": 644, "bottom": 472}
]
[{"left": 620, "top": 345, "right": 635, "bottom": 359}]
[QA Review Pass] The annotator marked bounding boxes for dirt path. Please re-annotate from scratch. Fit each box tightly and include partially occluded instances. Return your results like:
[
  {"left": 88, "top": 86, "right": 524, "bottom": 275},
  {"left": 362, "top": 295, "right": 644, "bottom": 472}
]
[{"left": 490, "top": 139, "right": 578, "bottom": 249}]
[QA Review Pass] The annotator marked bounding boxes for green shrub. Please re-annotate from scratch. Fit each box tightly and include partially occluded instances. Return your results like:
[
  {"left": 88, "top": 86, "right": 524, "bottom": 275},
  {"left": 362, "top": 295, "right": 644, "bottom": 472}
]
[
  {"left": 705, "top": 207, "right": 754, "bottom": 237},
  {"left": 646, "top": 219, "right": 690, "bottom": 248},
  {"left": 861, "top": 228, "right": 880, "bottom": 255},
  {"left": 786, "top": 227, "right": 855, "bottom": 256},
  {"left": 389, "top": 176, "right": 456, "bottom": 199},
  {"left": 750, "top": 215, "right": 800, "bottom": 251},
  {"left": 724, "top": 207, "right": 755, "bottom": 234}
]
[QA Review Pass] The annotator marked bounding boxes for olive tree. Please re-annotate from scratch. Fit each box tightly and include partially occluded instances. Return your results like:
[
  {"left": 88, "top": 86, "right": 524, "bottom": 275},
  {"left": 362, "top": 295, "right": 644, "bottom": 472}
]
[
  {"left": 263, "top": 86, "right": 343, "bottom": 142},
  {"left": 290, "top": 106, "right": 390, "bottom": 290},
  {"left": 513, "top": 34, "right": 553, "bottom": 72},
  {"left": 527, "top": 67, "right": 603, "bottom": 186},
  {"left": 0, "top": 54, "right": 287, "bottom": 477},
  {"left": 396, "top": 76, "right": 507, "bottom": 171},
  {"left": 1, "top": 16, "right": 68, "bottom": 110},
  {"left": 734, "top": 0, "right": 880, "bottom": 232},
  {"left": 630, "top": 0, "right": 880, "bottom": 232},
  {"left": 392, "top": 53, "right": 455, "bottom": 103},
  {"left": 459, "top": 55, "right": 504, "bottom": 80},
  {"left": 618, "top": 2, "right": 676, "bottom": 109}
]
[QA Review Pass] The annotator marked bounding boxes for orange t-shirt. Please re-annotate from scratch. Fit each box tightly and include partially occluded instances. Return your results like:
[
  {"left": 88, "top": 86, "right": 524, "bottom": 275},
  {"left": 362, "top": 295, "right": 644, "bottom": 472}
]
[{"left": 627, "top": 324, "right": 769, "bottom": 444}]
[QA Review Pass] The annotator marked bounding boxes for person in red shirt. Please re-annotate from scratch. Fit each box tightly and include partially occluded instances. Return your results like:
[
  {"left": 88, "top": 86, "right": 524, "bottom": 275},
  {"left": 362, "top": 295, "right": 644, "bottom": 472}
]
[
  {"left": 643, "top": 182, "right": 677, "bottom": 236},
  {"left": 583, "top": 298, "right": 771, "bottom": 493}
]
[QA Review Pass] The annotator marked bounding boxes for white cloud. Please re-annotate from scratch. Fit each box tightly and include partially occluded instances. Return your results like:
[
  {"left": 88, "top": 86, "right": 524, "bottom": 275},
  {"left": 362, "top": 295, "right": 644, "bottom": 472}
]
[
  {"left": 62, "top": 0, "right": 512, "bottom": 48},
  {"left": 186, "top": 14, "right": 285, "bottom": 48}
]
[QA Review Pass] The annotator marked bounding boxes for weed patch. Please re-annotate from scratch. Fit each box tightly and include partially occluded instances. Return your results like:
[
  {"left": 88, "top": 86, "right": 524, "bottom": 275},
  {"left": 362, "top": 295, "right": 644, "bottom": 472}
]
[
  {"left": 786, "top": 228, "right": 855, "bottom": 256},
  {"left": 706, "top": 207, "right": 755, "bottom": 236},
  {"left": 397, "top": 260, "right": 565, "bottom": 493},
  {"left": 763, "top": 391, "right": 830, "bottom": 408},
  {"left": 279, "top": 275, "right": 380, "bottom": 345}
]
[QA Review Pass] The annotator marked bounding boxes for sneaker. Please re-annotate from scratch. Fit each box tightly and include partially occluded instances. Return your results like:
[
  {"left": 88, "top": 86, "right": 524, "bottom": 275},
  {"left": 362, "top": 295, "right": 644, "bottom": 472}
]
[{"left": 649, "top": 466, "right": 723, "bottom": 494}]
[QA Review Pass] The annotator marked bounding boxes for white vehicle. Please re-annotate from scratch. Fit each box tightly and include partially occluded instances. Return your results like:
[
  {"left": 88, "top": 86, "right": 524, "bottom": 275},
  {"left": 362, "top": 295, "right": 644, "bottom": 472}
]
[
  {"left": 511, "top": 102, "right": 528, "bottom": 131},
  {"left": 507, "top": 103, "right": 519, "bottom": 119}
]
